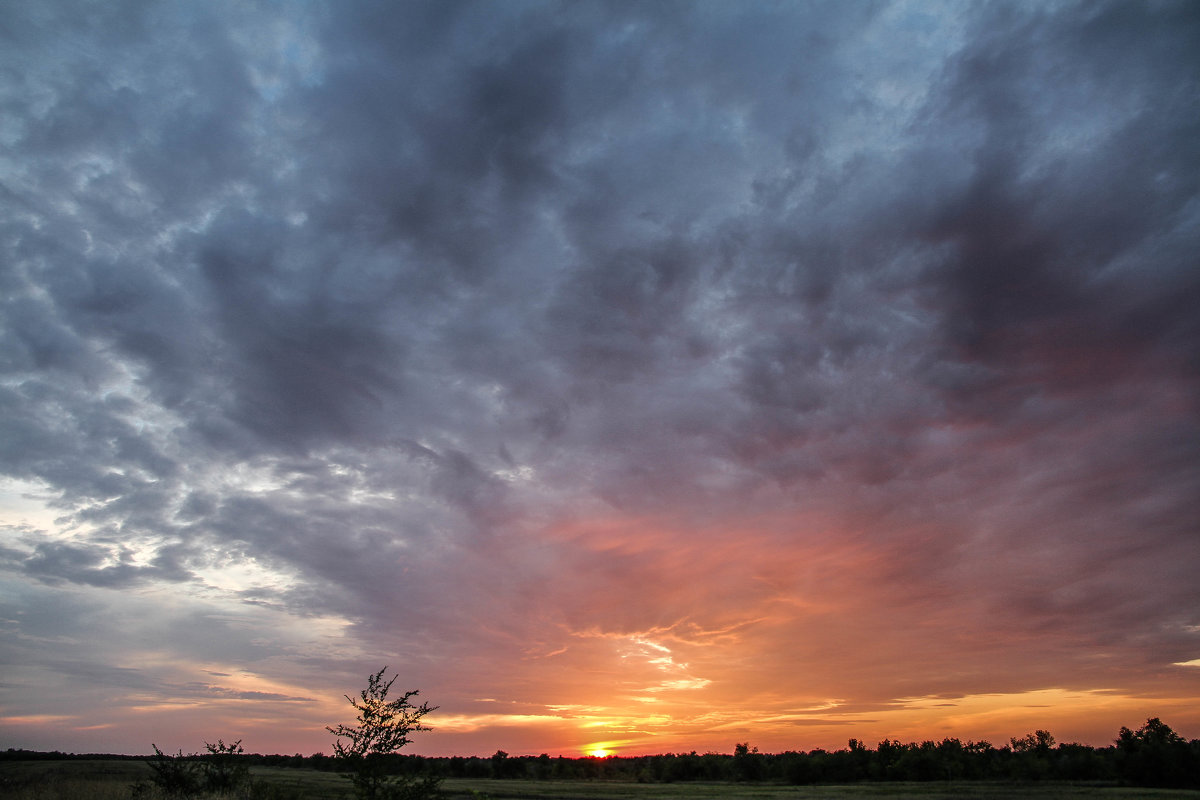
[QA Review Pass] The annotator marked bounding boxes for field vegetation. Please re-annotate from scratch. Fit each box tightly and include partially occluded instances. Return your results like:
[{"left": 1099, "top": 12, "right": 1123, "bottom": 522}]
[{"left": 3, "top": 759, "right": 1200, "bottom": 800}]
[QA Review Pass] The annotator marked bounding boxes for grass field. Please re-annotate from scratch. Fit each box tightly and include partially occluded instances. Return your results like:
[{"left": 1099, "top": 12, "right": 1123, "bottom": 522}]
[{"left": 3, "top": 760, "right": 1200, "bottom": 800}]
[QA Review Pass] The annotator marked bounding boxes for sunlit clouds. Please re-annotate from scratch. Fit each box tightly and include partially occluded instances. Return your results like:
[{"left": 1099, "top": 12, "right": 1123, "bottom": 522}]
[{"left": 2, "top": 0, "right": 1199, "bottom": 758}]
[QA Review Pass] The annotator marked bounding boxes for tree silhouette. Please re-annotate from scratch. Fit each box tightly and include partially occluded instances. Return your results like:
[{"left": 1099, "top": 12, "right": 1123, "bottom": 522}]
[
  {"left": 327, "top": 667, "right": 440, "bottom": 800},
  {"left": 1115, "top": 717, "right": 1198, "bottom": 788}
]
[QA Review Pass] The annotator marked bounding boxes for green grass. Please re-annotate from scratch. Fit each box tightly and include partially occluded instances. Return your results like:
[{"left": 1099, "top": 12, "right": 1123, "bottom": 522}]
[{"left": 3, "top": 761, "right": 1200, "bottom": 800}]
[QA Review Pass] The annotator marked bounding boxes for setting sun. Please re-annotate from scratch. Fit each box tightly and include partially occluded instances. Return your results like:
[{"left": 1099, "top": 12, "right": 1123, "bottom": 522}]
[{"left": 586, "top": 748, "right": 611, "bottom": 758}]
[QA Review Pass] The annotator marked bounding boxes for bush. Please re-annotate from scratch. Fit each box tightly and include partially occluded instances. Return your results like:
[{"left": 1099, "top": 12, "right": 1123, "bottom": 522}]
[
  {"left": 143, "top": 745, "right": 203, "bottom": 799},
  {"left": 203, "top": 739, "right": 250, "bottom": 795},
  {"left": 137, "top": 739, "right": 252, "bottom": 799}
]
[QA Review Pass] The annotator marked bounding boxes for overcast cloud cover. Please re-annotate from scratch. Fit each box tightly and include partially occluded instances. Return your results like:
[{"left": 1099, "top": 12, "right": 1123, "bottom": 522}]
[{"left": 2, "top": 0, "right": 1199, "bottom": 757}]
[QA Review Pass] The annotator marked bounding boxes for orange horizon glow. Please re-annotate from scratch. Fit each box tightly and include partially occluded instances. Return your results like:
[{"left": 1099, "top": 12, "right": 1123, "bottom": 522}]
[{"left": 4, "top": 504, "right": 1199, "bottom": 758}]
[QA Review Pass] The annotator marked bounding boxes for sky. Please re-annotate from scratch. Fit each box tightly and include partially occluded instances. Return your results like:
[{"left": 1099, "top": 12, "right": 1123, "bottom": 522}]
[{"left": 1, "top": 0, "right": 1199, "bottom": 759}]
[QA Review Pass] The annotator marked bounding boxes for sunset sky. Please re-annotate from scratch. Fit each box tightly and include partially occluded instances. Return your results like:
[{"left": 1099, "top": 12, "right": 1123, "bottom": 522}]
[{"left": 2, "top": 0, "right": 1199, "bottom": 759}]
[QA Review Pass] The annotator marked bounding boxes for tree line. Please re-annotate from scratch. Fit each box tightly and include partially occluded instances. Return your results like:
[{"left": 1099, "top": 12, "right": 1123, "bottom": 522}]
[
  {"left": 5, "top": 716, "right": 1198, "bottom": 790},
  {"left": 242, "top": 718, "right": 1197, "bottom": 789}
]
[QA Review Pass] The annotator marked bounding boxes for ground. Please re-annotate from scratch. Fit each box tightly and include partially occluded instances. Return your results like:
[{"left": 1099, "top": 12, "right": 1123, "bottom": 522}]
[{"left": 3, "top": 760, "right": 1200, "bottom": 800}]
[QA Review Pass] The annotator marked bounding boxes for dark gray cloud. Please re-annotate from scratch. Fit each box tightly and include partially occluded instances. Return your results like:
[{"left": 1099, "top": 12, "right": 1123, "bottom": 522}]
[{"left": 1, "top": 0, "right": 1198, "bottom": 756}]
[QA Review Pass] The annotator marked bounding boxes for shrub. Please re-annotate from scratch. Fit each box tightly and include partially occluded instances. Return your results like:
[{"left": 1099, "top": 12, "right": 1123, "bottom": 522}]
[
  {"left": 137, "top": 739, "right": 251, "bottom": 799},
  {"left": 144, "top": 745, "right": 203, "bottom": 799}
]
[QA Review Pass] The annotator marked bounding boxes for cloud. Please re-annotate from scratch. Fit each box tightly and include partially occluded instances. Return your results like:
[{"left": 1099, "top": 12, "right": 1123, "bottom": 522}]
[
  {"left": 20, "top": 539, "right": 192, "bottom": 587},
  {"left": 1, "top": 0, "right": 1198, "bottom": 756}
]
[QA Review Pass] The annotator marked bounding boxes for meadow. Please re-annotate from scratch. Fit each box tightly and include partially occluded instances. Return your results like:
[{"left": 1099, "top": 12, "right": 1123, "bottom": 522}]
[{"left": 3, "top": 759, "right": 1200, "bottom": 800}]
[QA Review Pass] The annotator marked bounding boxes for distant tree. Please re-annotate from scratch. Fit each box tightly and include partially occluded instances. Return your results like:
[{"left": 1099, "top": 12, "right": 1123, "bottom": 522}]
[
  {"left": 732, "top": 742, "right": 763, "bottom": 781},
  {"left": 1006, "top": 729, "right": 1056, "bottom": 780},
  {"left": 490, "top": 749, "right": 522, "bottom": 778},
  {"left": 1056, "top": 741, "right": 1112, "bottom": 781},
  {"left": 893, "top": 741, "right": 942, "bottom": 781},
  {"left": 1010, "top": 729, "right": 1055, "bottom": 753},
  {"left": 874, "top": 739, "right": 906, "bottom": 779},
  {"left": 1115, "top": 717, "right": 1198, "bottom": 788},
  {"left": 328, "top": 667, "right": 441, "bottom": 800},
  {"left": 846, "top": 738, "right": 871, "bottom": 779}
]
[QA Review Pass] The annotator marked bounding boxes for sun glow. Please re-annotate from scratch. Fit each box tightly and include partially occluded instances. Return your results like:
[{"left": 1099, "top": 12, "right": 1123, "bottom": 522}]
[{"left": 586, "top": 748, "right": 612, "bottom": 758}]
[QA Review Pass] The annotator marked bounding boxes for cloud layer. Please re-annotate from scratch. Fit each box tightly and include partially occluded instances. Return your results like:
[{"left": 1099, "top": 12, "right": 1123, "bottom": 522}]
[{"left": 2, "top": 0, "right": 1198, "bottom": 756}]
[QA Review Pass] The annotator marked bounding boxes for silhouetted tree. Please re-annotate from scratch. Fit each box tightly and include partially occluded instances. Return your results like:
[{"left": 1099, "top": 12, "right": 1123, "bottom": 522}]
[
  {"left": 328, "top": 667, "right": 441, "bottom": 800},
  {"left": 1115, "top": 717, "right": 1199, "bottom": 788},
  {"left": 874, "top": 738, "right": 905, "bottom": 780},
  {"left": 732, "top": 742, "right": 764, "bottom": 781},
  {"left": 1010, "top": 729, "right": 1055, "bottom": 754},
  {"left": 490, "top": 749, "right": 525, "bottom": 778},
  {"left": 1009, "top": 729, "right": 1055, "bottom": 780}
]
